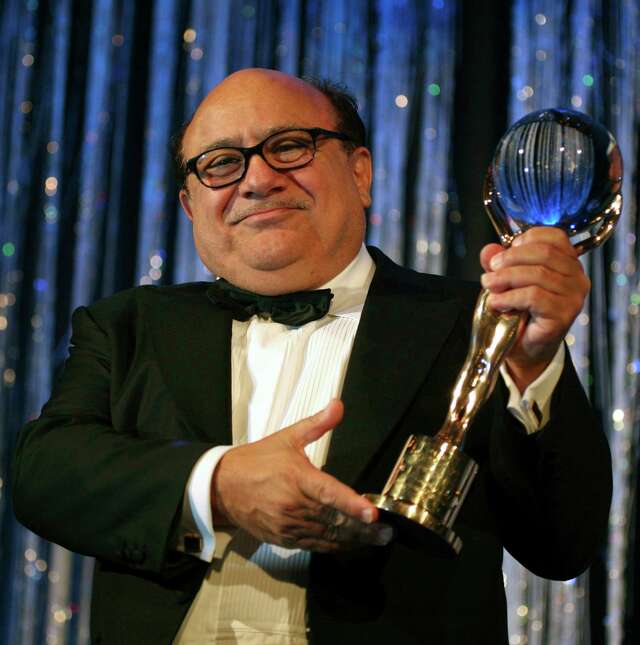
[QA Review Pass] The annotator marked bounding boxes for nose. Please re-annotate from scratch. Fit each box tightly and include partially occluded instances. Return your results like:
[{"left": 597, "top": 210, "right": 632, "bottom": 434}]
[{"left": 238, "top": 152, "right": 287, "bottom": 198}]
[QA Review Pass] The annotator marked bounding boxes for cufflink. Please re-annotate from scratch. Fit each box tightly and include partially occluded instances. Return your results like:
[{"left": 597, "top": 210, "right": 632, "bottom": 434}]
[{"left": 183, "top": 533, "right": 203, "bottom": 554}]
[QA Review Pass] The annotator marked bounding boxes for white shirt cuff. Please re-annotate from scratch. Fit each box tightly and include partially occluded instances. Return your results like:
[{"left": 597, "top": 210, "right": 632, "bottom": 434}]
[
  {"left": 175, "top": 445, "right": 234, "bottom": 562},
  {"left": 499, "top": 343, "right": 565, "bottom": 434}
]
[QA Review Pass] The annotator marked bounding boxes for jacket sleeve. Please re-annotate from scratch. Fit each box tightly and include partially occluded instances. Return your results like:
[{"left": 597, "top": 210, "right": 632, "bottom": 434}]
[
  {"left": 488, "top": 352, "right": 612, "bottom": 580},
  {"left": 12, "top": 304, "right": 215, "bottom": 577}
]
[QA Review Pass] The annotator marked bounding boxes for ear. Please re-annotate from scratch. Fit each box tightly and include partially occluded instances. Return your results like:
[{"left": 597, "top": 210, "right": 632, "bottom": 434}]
[
  {"left": 179, "top": 188, "right": 194, "bottom": 221},
  {"left": 350, "top": 147, "right": 373, "bottom": 208}
]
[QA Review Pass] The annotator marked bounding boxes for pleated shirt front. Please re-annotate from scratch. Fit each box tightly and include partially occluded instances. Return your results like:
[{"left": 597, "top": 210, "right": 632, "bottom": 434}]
[{"left": 175, "top": 246, "right": 375, "bottom": 644}]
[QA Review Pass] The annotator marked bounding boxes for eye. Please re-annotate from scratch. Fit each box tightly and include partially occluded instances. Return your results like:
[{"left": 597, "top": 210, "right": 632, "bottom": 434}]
[
  {"left": 268, "top": 135, "right": 312, "bottom": 162},
  {"left": 199, "top": 150, "right": 243, "bottom": 176},
  {"left": 272, "top": 139, "right": 307, "bottom": 152},
  {"left": 210, "top": 155, "right": 239, "bottom": 168}
]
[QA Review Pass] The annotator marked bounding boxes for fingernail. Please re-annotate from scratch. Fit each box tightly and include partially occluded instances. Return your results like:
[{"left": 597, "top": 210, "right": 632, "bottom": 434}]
[
  {"left": 373, "top": 525, "right": 394, "bottom": 545},
  {"left": 360, "top": 507, "right": 375, "bottom": 524},
  {"left": 480, "top": 273, "right": 490, "bottom": 287},
  {"left": 490, "top": 253, "right": 503, "bottom": 270}
]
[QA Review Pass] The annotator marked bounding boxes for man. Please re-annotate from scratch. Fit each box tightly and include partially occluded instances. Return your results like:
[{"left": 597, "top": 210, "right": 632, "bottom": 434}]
[{"left": 13, "top": 69, "right": 611, "bottom": 644}]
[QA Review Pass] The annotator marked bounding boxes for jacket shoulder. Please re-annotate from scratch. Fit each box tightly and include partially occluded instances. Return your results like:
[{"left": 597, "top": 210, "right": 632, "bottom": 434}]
[
  {"left": 367, "top": 245, "right": 480, "bottom": 304},
  {"left": 78, "top": 282, "right": 212, "bottom": 326}
]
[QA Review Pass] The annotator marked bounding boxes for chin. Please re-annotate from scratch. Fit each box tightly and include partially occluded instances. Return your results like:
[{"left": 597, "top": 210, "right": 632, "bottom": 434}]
[
  {"left": 246, "top": 249, "right": 301, "bottom": 272},
  {"left": 243, "top": 233, "right": 308, "bottom": 271}
]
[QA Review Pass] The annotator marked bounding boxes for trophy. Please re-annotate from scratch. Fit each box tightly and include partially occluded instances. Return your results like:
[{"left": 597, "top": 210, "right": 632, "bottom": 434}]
[{"left": 365, "top": 108, "right": 623, "bottom": 556}]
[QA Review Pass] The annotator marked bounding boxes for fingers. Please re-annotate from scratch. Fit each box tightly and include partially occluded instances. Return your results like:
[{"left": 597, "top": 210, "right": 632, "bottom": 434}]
[
  {"left": 483, "top": 231, "right": 578, "bottom": 273},
  {"left": 484, "top": 225, "right": 571, "bottom": 263},
  {"left": 287, "top": 402, "right": 379, "bottom": 526},
  {"left": 260, "top": 487, "right": 391, "bottom": 552},
  {"left": 280, "top": 508, "right": 393, "bottom": 552},
  {"left": 485, "top": 244, "right": 582, "bottom": 280},
  {"left": 478, "top": 227, "right": 590, "bottom": 386},
  {"left": 299, "top": 468, "right": 378, "bottom": 525},
  {"left": 481, "top": 264, "right": 584, "bottom": 297},
  {"left": 485, "top": 288, "right": 571, "bottom": 330},
  {"left": 510, "top": 226, "right": 577, "bottom": 252},
  {"left": 480, "top": 226, "right": 589, "bottom": 307},
  {"left": 318, "top": 510, "right": 393, "bottom": 547}
]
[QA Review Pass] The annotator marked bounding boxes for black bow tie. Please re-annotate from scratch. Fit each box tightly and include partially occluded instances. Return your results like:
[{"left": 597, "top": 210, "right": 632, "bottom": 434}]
[{"left": 208, "top": 278, "right": 334, "bottom": 327}]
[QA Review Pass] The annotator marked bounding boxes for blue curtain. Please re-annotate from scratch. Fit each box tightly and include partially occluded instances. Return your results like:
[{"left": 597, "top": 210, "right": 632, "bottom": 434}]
[
  {"left": 505, "top": 3, "right": 639, "bottom": 644},
  {"left": 0, "top": 1, "right": 638, "bottom": 643}
]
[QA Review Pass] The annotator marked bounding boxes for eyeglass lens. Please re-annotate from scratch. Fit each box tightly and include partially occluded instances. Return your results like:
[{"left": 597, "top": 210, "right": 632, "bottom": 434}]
[{"left": 196, "top": 130, "right": 316, "bottom": 187}]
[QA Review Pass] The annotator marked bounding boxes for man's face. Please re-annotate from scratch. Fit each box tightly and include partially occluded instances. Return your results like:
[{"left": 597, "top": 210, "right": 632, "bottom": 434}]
[{"left": 179, "top": 69, "right": 372, "bottom": 294}]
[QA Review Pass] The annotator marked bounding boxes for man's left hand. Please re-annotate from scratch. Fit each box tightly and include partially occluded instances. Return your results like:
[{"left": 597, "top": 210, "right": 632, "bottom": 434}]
[{"left": 479, "top": 227, "right": 590, "bottom": 392}]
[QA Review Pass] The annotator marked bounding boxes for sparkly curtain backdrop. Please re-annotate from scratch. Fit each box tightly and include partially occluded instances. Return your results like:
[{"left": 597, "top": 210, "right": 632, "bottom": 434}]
[
  {"left": 505, "top": 2, "right": 640, "bottom": 644},
  {"left": 0, "top": 2, "right": 638, "bottom": 645},
  {"left": 0, "top": 2, "right": 456, "bottom": 643}
]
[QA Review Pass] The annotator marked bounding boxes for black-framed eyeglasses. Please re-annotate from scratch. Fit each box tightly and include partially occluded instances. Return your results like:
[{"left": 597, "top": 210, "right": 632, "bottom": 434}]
[{"left": 184, "top": 127, "right": 351, "bottom": 189}]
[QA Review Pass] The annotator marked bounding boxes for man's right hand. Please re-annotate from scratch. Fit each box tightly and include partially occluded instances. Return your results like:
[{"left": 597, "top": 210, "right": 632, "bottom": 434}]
[{"left": 211, "top": 399, "right": 392, "bottom": 552}]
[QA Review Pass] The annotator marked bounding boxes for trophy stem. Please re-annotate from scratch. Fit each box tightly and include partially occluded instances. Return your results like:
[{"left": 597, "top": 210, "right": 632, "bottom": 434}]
[
  {"left": 365, "top": 289, "right": 523, "bottom": 555},
  {"left": 436, "top": 289, "right": 523, "bottom": 446}
]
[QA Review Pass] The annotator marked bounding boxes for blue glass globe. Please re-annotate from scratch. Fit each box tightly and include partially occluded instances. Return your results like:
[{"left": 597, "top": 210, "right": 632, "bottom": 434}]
[{"left": 484, "top": 108, "right": 622, "bottom": 250}]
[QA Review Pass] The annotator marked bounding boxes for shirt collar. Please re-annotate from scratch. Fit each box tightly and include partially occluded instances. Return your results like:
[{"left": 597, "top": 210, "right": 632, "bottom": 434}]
[{"left": 320, "top": 245, "right": 375, "bottom": 318}]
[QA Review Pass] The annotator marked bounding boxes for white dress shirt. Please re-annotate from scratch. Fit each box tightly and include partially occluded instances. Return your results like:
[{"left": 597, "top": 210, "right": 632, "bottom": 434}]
[{"left": 174, "top": 246, "right": 564, "bottom": 644}]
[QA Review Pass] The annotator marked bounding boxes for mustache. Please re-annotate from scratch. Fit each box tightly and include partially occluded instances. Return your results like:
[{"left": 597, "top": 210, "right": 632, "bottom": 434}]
[{"left": 228, "top": 200, "right": 310, "bottom": 224}]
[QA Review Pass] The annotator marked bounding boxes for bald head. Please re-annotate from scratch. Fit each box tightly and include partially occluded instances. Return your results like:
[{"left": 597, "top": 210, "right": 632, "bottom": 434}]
[
  {"left": 194, "top": 69, "right": 330, "bottom": 127},
  {"left": 173, "top": 69, "right": 365, "bottom": 186}
]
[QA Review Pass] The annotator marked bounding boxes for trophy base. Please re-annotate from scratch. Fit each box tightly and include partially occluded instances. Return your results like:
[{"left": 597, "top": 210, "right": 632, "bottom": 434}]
[
  {"left": 363, "top": 434, "right": 478, "bottom": 557},
  {"left": 365, "top": 493, "right": 462, "bottom": 558}
]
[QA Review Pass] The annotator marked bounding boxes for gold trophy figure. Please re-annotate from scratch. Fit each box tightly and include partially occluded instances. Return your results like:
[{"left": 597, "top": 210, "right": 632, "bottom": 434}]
[{"left": 365, "top": 109, "right": 623, "bottom": 556}]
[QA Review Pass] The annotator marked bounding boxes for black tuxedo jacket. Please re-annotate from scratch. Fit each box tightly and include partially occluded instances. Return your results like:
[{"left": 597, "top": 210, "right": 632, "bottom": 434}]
[{"left": 13, "top": 248, "right": 612, "bottom": 644}]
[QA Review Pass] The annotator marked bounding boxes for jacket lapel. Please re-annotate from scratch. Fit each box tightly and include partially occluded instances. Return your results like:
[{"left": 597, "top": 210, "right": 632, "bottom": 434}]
[
  {"left": 147, "top": 285, "right": 233, "bottom": 444},
  {"left": 147, "top": 252, "right": 467, "bottom": 474},
  {"left": 324, "top": 249, "right": 464, "bottom": 487}
]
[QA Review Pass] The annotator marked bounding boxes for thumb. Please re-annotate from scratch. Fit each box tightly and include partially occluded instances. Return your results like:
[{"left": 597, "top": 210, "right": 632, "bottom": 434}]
[
  {"left": 479, "top": 242, "right": 504, "bottom": 273},
  {"left": 288, "top": 399, "right": 344, "bottom": 449}
]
